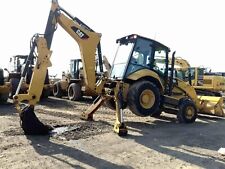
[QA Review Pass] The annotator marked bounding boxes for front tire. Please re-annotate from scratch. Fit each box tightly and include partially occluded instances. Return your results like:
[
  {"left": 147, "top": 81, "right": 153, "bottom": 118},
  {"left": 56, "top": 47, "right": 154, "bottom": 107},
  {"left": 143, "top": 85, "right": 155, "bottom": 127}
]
[
  {"left": 177, "top": 99, "right": 197, "bottom": 123},
  {"left": 41, "top": 88, "right": 50, "bottom": 99},
  {"left": 68, "top": 83, "right": 82, "bottom": 101},
  {"left": 0, "top": 93, "right": 8, "bottom": 103},
  {"left": 53, "top": 82, "right": 63, "bottom": 98},
  {"left": 127, "top": 81, "right": 160, "bottom": 116},
  {"left": 150, "top": 109, "right": 162, "bottom": 117}
]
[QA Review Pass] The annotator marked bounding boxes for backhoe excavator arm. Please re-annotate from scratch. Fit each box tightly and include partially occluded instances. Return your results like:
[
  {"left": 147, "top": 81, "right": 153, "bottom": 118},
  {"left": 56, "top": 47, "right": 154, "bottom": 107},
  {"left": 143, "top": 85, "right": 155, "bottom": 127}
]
[
  {"left": 169, "top": 57, "right": 190, "bottom": 70},
  {"left": 13, "top": 0, "right": 106, "bottom": 135},
  {"left": 14, "top": 0, "right": 103, "bottom": 107}
]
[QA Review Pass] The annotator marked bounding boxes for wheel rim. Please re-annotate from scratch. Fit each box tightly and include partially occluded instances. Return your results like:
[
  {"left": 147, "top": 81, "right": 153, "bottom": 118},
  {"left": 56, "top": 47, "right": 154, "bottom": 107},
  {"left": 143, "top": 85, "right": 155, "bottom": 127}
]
[
  {"left": 185, "top": 106, "right": 195, "bottom": 119},
  {"left": 139, "top": 89, "right": 155, "bottom": 109}
]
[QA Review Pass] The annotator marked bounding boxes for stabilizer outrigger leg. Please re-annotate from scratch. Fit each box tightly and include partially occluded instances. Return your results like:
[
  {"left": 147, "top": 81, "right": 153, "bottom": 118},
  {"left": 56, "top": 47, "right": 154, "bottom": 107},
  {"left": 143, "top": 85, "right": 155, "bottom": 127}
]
[
  {"left": 20, "top": 105, "right": 53, "bottom": 135},
  {"left": 113, "top": 89, "right": 127, "bottom": 136},
  {"left": 81, "top": 89, "right": 128, "bottom": 136},
  {"left": 81, "top": 96, "right": 107, "bottom": 120}
]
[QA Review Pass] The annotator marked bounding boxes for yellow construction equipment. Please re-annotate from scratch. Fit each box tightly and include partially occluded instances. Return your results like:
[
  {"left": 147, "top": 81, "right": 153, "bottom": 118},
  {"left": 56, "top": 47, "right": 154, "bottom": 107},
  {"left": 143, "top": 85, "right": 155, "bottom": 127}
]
[
  {"left": 0, "top": 68, "right": 10, "bottom": 103},
  {"left": 5, "top": 55, "right": 52, "bottom": 99},
  {"left": 170, "top": 57, "right": 225, "bottom": 117},
  {"left": 53, "top": 56, "right": 111, "bottom": 101},
  {"left": 14, "top": 0, "right": 224, "bottom": 136},
  {"left": 13, "top": 0, "right": 107, "bottom": 135},
  {"left": 171, "top": 57, "right": 225, "bottom": 96},
  {"left": 53, "top": 59, "right": 88, "bottom": 100},
  {"left": 5, "top": 55, "right": 29, "bottom": 98},
  {"left": 191, "top": 69, "right": 225, "bottom": 96}
]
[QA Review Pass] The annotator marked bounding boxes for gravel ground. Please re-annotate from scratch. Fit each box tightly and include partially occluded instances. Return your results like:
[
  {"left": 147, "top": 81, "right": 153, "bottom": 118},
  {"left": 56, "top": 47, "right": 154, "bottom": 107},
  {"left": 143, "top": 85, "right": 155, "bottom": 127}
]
[{"left": 0, "top": 97, "right": 225, "bottom": 169}]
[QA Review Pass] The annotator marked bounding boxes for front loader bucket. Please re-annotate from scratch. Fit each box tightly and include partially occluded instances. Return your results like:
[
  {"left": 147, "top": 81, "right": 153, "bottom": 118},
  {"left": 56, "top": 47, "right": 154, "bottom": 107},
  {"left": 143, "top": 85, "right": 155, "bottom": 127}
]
[
  {"left": 198, "top": 96, "right": 224, "bottom": 117},
  {"left": 20, "top": 106, "right": 53, "bottom": 135}
]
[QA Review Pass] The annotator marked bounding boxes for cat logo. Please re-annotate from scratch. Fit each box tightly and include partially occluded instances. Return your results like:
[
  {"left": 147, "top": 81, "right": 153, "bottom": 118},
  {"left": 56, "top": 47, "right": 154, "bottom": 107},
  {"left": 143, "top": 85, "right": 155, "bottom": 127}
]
[
  {"left": 71, "top": 26, "right": 89, "bottom": 39},
  {"left": 76, "top": 29, "right": 84, "bottom": 38}
]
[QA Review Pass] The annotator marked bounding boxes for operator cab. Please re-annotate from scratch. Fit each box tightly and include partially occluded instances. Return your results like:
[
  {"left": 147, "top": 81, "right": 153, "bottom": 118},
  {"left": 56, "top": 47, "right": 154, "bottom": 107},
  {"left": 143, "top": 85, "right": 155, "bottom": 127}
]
[
  {"left": 8, "top": 55, "right": 28, "bottom": 73},
  {"left": 70, "top": 59, "right": 82, "bottom": 79},
  {"left": 175, "top": 67, "right": 204, "bottom": 86},
  {"left": 110, "top": 34, "right": 170, "bottom": 81}
]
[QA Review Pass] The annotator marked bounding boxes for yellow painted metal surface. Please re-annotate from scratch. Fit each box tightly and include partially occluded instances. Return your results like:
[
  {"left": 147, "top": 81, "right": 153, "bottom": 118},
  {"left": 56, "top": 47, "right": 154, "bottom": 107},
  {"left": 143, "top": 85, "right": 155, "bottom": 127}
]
[
  {"left": 0, "top": 83, "right": 10, "bottom": 94},
  {"left": 14, "top": 37, "right": 52, "bottom": 106},
  {"left": 198, "top": 95, "right": 224, "bottom": 116},
  {"left": 139, "top": 89, "right": 155, "bottom": 109},
  {"left": 175, "top": 78, "right": 224, "bottom": 116},
  {"left": 201, "top": 75, "right": 225, "bottom": 92},
  {"left": 127, "top": 69, "right": 164, "bottom": 92},
  {"left": 57, "top": 14, "right": 101, "bottom": 92},
  {"left": 60, "top": 80, "right": 69, "bottom": 91},
  {"left": 14, "top": 1, "right": 104, "bottom": 106}
]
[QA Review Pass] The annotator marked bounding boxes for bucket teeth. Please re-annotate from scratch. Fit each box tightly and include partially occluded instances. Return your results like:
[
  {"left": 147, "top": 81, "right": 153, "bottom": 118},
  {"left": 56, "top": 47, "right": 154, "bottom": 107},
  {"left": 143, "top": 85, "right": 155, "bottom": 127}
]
[{"left": 20, "top": 106, "right": 53, "bottom": 135}]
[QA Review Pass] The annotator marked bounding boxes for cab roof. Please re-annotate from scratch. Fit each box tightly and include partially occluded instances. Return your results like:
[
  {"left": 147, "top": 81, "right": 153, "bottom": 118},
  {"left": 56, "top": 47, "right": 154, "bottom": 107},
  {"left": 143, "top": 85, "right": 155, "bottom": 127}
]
[{"left": 116, "top": 34, "right": 170, "bottom": 52}]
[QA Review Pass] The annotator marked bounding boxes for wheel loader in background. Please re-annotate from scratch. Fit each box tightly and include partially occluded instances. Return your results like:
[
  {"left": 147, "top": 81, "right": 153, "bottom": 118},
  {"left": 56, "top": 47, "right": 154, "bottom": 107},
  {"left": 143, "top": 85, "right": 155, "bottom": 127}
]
[
  {"left": 5, "top": 55, "right": 30, "bottom": 98},
  {"left": 0, "top": 68, "right": 10, "bottom": 103},
  {"left": 13, "top": 0, "right": 224, "bottom": 136},
  {"left": 171, "top": 57, "right": 225, "bottom": 97},
  {"left": 5, "top": 55, "right": 52, "bottom": 99},
  {"left": 53, "top": 55, "right": 111, "bottom": 101},
  {"left": 53, "top": 59, "right": 82, "bottom": 100}
]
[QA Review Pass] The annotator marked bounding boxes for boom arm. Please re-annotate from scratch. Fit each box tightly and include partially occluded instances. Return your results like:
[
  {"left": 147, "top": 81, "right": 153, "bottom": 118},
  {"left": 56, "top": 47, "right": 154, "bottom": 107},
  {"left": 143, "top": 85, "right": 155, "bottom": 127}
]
[
  {"left": 14, "top": 0, "right": 103, "bottom": 106},
  {"left": 13, "top": 1, "right": 131, "bottom": 136},
  {"left": 169, "top": 56, "right": 190, "bottom": 70}
]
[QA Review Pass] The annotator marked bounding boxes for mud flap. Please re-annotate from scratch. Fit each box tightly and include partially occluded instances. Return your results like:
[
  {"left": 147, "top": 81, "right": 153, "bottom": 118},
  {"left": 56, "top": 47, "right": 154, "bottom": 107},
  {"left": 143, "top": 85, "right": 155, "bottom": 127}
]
[{"left": 20, "top": 106, "right": 53, "bottom": 135}]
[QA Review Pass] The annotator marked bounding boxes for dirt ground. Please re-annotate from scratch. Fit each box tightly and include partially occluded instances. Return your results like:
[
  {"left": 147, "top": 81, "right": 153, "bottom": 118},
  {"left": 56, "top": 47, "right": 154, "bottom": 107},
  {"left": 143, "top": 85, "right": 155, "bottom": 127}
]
[{"left": 1, "top": 97, "right": 225, "bottom": 169}]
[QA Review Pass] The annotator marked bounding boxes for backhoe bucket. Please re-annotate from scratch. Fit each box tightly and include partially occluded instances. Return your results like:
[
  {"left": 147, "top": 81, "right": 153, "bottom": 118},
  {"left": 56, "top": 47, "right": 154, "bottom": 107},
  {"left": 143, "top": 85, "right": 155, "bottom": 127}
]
[
  {"left": 20, "top": 106, "right": 53, "bottom": 135},
  {"left": 198, "top": 96, "right": 224, "bottom": 117}
]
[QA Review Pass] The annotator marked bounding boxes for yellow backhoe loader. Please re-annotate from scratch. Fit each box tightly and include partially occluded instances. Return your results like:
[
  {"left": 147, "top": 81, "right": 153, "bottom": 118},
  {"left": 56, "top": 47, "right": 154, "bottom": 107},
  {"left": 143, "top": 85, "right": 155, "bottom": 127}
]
[{"left": 14, "top": 0, "right": 224, "bottom": 136}]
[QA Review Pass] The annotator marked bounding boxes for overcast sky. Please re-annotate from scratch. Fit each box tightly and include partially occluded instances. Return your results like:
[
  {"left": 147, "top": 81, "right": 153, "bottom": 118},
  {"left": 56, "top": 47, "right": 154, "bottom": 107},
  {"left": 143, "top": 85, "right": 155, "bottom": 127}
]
[{"left": 1, "top": 0, "right": 225, "bottom": 77}]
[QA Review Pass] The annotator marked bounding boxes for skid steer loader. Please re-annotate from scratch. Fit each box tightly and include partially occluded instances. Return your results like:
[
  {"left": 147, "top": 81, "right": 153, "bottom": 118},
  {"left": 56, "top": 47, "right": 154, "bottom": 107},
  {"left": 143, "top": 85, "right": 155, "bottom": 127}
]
[{"left": 14, "top": 0, "right": 224, "bottom": 136}]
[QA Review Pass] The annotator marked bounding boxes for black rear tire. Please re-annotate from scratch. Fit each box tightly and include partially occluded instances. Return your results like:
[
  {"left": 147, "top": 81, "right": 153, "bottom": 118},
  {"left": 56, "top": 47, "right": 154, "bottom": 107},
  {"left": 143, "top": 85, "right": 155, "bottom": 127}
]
[
  {"left": 150, "top": 109, "right": 162, "bottom": 117},
  {"left": 0, "top": 93, "right": 8, "bottom": 103},
  {"left": 53, "top": 82, "right": 63, "bottom": 98},
  {"left": 0, "top": 68, "right": 4, "bottom": 85},
  {"left": 177, "top": 99, "right": 197, "bottom": 123},
  {"left": 68, "top": 83, "right": 82, "bottom": 101},
  {"left": 41, "top": 88, "right": 50, "bottom": 99},
  {"left": 127, "top": 81, "right": 160, "bottom": 116}
]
